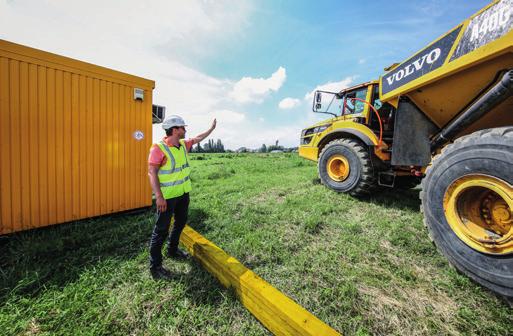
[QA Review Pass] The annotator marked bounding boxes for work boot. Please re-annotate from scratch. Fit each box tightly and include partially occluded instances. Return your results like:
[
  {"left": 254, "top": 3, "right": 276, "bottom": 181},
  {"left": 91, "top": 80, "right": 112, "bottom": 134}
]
[
  {"left": 167, "top": 248, "right": 190, "bottom": 260},
  {"left": 150, "top": 266, "right": 172, "bottom": 280}
]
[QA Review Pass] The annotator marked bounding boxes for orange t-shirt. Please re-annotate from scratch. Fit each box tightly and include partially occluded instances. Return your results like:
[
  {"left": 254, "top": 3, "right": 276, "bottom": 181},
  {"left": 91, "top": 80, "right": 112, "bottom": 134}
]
[{"left": 148, "top": 137, "right": 194, "bottom": 167}]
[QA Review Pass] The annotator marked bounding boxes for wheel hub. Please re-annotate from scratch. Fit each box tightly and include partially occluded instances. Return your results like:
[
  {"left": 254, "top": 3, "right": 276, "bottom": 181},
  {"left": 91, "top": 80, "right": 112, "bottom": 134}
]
[
  {"left": 443, "top": 174, "right": 513, "bottom": 255},
  {"left": 327, "top": 155, "right": 350, "bottom": 182}
]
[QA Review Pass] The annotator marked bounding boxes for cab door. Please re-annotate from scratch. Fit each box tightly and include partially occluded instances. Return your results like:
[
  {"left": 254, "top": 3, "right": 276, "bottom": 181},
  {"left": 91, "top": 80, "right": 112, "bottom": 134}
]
[{"left": 340, "top": 86, "right": 369, "bottom": 121}]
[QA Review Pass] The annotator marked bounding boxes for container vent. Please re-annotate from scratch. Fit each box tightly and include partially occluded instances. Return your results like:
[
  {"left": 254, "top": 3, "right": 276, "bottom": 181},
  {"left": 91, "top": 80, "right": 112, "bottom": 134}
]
[{"left": 134, "top": 88, "right": 144, "bottom": 101}]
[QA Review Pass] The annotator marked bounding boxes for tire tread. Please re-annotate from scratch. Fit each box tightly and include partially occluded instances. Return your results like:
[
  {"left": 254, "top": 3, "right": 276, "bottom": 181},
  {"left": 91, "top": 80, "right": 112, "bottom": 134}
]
[{"left": 318, "top": 138, "right": 377, "bottom": 197}]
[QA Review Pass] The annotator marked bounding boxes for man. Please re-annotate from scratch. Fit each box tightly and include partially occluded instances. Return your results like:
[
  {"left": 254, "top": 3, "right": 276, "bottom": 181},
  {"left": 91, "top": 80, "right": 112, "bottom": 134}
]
[{"left": 147, "top": 115, "right": 216, "bottom": 279}]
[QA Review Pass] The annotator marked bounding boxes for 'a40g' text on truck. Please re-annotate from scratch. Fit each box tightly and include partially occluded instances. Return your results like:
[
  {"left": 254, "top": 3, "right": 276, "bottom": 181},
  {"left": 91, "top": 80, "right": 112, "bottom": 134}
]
[{"left": 299, "top": 0, "right": 513, "bottom": 301}]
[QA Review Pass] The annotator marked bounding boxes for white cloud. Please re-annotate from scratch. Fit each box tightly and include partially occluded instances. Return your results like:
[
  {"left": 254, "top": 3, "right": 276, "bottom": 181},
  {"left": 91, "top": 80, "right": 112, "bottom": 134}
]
[
  {"left": 229, "top": 67, "right": 286, "bottom": 104},
  {"left": 278, "top": 97, "right": 301, "bottom": 109},
  {"left": 211, "top": 110, "right": 246, "bottom": 124},
  {"left": 0, "top": 1, "right": 251, "bottom": 67},
  {"left": 358, "top": 58, "right": 366, "bottom": 64},
  {"left": 239, "top": 125, "right": 300, "bottom": 148},
  {"left": 0, "top": 1, "right": 311, "bottom": 150},
  {"left": 0, "top": 0, "right": 258, "bottom": 148},
  {"left": 304, "top": 76, "right": 356, "bottom": 101}
]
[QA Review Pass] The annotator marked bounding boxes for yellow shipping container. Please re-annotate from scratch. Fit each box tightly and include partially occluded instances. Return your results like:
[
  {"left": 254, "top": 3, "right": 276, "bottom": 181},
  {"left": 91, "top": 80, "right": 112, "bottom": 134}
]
[{"left": 0, "top": 39, "right": 155, "bottom": 234}]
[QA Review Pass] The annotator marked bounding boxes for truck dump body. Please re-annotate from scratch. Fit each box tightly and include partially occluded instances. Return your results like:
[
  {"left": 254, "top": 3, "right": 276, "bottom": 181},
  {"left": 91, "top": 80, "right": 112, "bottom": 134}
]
[
  {"left": 0, "top": 39, "right": 155, "bottom": 234},
  {"left": 380, "top": 0, "right": 513, "bottom": 135}
]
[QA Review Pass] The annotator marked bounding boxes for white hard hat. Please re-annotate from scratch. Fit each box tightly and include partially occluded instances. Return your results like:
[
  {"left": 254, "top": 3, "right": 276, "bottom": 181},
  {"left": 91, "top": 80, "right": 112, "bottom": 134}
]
[{"left": 162, "top": 115, "right": 187, "bottom": 130}]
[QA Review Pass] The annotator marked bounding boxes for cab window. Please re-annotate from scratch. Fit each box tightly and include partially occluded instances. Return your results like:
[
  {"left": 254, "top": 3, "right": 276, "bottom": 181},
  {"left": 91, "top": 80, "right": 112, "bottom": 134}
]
[
  {"left": 343, "top": 87, "right": 368, "bottom": 115},
  {"left": 371, "top": 85, "right": 382, "bottom": 110}
]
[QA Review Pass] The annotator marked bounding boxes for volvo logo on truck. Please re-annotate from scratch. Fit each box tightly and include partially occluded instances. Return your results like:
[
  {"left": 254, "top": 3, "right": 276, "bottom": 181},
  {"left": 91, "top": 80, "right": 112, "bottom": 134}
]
[
  {"left": 385, "top": 48, "right": 442, "bottom": 86},
  {"left": 381, "top": 26, "right": 462, "bottom": 95}
]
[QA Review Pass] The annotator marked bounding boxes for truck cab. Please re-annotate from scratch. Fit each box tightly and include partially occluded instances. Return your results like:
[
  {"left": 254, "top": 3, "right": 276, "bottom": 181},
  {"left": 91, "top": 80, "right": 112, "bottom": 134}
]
[{"left": 300, "top": 81, "right": 394, "bottom": 165}]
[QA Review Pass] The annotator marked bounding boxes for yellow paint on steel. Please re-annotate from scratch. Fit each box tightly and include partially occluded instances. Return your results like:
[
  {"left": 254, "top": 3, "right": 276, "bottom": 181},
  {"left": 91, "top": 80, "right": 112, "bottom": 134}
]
[
  {"left": 180, "top": 226, "right": 341, "bottom": 336},
  {"left": 380, "top": 0, "right": 511, "bottom": 102},
  {"left": 0, "top": 39, "right": 155, "bottom": 234},
  {"left": 331, "top": 121, "right": 380, "bottom": 146},
  {"left": 299, "top": 120, "right": 388, "bottom": 162},
  {"left": 298, "top": 146, "right": 318, "bottom": 162},
  {"left": 379, "top": 0, "right": 513, "bottom": 133},
  {"left": 373, "top": 146, "right": 390, "bottom": 162},
  {"left": 327, "top": 155, "right": 350, "bottom": 181},
  {"left": 443, "top": 174, "right": 513, "bottom": 255}
]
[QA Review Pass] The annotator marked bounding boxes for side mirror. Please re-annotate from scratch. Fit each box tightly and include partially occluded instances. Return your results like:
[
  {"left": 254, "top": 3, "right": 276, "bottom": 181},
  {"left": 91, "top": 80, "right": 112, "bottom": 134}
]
[
  {"left": 311, "top": 90, "right": 340, "bottom": 117},
  {"left": 315, "top": 91, "right": 322, "bottom": 103}
]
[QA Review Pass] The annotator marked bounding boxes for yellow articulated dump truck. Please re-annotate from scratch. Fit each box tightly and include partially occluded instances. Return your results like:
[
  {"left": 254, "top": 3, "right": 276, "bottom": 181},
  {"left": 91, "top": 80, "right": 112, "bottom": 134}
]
[{"left": 299, "top": 0, "right": 513, "bottom": 300}]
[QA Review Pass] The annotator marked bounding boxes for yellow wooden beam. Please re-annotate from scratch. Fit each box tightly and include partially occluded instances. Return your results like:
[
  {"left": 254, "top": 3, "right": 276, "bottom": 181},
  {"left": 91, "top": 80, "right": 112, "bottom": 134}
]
[{"left": 180, "top": 226, "right": 341, "bottom": 336}]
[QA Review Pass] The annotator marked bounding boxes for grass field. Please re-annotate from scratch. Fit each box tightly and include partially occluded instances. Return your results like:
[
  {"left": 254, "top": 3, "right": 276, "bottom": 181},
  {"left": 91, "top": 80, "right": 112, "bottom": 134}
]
[{"left": 1, "top": 153, "right": 512, "bottom": 335}]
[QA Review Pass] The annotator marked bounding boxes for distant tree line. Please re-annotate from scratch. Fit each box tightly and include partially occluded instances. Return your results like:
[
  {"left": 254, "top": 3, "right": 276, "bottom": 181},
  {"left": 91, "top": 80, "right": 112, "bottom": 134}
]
[
  {"left": 191, "top": 139, "right": 226, "bottom": 153},
  {"left": 190, "top": 139, "right": 297, "bottom": 153},
  {"left": 259, "top": 140, "right": 285, "bottom": 153},
  {"left": 236, "top": 140, "right": 297, "bottom": 153}
]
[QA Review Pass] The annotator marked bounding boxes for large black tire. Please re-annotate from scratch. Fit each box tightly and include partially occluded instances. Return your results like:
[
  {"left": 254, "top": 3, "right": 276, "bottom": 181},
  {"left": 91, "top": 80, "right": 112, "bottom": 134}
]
[
  {"left": 420, "top": 127, "right": 513, "bottom": 299},
  {"left": 394, "top": 176, "right": 422, "bottom": 190},
  {"left": 318, "top": 139, "right": 377, "bottom": 197}
]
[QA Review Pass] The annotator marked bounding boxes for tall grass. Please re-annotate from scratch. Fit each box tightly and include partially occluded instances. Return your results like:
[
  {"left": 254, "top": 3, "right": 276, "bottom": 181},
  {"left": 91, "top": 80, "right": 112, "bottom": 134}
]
[{"left": 1, "top": 153, "right": 511, "bottom": 335}]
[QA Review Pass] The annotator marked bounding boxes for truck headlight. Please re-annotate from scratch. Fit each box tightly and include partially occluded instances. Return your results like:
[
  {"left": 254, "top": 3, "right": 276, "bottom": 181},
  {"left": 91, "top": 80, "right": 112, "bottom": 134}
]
[{"left": 301, "top": 136, "right": 313, "bottom": 145}]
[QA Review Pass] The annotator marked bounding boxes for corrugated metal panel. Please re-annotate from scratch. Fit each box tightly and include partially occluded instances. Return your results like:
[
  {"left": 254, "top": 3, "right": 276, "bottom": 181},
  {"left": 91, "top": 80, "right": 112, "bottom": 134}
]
[{"left": 0, "top": 39, "right": 154, "bottom": 234}]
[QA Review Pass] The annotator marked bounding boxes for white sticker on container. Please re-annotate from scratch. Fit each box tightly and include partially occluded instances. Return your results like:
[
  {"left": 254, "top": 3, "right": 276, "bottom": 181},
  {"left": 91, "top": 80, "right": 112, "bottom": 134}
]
[{"left": 133, "top": 130, "right": 144, "bottom": 141}]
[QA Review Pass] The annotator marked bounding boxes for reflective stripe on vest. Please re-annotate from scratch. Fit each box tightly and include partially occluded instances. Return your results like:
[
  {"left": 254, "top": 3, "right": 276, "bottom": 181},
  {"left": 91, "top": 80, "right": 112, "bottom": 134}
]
[
  {"left": 159, "top": 141, "right": 176, "bottom": 172},
  {"left": 157, "top": 140, "right": 192, "bottom": 198},
  {"left": 158, "top": 162, "right": 190, "bottom": 175},
  {"left": 160, "top": 176, "right": 190, "bottom": 187}
]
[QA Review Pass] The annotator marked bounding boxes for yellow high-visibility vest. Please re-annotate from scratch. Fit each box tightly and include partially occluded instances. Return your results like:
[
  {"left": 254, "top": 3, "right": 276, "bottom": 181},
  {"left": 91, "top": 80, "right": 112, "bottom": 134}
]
[{"left": 157, "top": 139, "right": 192, "bottom": 199}]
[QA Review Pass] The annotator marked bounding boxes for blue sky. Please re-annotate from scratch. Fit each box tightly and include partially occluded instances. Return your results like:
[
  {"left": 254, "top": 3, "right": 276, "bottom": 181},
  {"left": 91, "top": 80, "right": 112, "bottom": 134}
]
[{"left": 0, "top": 0, "right": 491, "bottom": 149}]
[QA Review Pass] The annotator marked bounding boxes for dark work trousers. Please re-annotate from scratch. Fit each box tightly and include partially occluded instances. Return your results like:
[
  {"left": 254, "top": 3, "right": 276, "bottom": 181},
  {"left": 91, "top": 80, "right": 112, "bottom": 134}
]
[{"left": 149, "top": 193, "right": 190, "bottom": 269}]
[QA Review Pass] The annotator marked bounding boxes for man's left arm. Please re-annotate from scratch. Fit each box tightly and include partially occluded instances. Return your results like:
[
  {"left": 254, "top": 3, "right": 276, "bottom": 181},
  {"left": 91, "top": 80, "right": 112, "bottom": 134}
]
[{"left": 190, "top": 119, "right": 216, "bottom": 145}]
